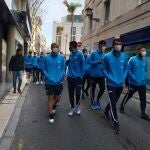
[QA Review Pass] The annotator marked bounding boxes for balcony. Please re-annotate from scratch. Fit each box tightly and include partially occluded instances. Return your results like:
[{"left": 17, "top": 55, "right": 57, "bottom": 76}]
[{"left": 11, "top": 10, "right": 31, "bottom": 40}]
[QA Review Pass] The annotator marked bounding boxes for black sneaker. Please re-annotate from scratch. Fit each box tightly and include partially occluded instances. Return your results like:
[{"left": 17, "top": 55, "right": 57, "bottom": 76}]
[
  {"left": 17, "top": 89, "right": 21, "bottom": 94},
  {"left": 119, "top": 106, "right": 124, "bottom": 114},
  {"left": 49, "top": 113, "right": 54, "bottom": 123},
  {"left": 13, "top": 90, "right": 16, "bottom": 93},
  {"left": 141, "top": 113, "right": 150, "bottom": 121},
  {"left": 104, "top": 110, "right": 111, "bottom": 120},
  {"left": 113, "top": 122, "right": 120, "bottom": 135}
]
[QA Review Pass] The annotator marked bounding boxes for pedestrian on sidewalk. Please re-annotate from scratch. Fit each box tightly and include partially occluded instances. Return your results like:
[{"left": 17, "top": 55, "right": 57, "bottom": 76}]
[
  {"left": 103, "top": 38, "right": 128, "bottom": 134},
  {"left": 32, "top": 52, "right": 38, "bottom": 83},
  {"left": 43, "top": 43, "right": 66, "bottom": 123},
  {"left": 81, "top": 48, "right": 91, "bottom": 99},
  {"left": 9, "top": 47, "right": 24, "bottom": 93},
  {"left": 67, "top": 41, "right": 85, "bottom": 116},
  {"left": 120, "top": 45, "right": 150, "bottom": 121},
  {"left": 89, "top": 40, "right": 106, "bottom": 110},
  {"left": 37, "top": 51, "right": 45, "bottom": 85},
  {"left": 24, "top": 50, "right": 33, "bottom": 84}
]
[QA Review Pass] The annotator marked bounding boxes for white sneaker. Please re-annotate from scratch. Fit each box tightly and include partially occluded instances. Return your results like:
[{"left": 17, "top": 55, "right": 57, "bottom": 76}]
[
  {"left": 76, "top": 106, "right": 81, "bottom": 115},
  {"left": 68, "top": 108, "right": 75, "bottom": 116},
  {"left": 36, "top": 81, "right": 39, "bottom": 85},
  {"left": 49, "top": 118, "right": 54, "bottom": 123},
  {"left": 40, "top": 81, "right": 43, "bottom": 84}
]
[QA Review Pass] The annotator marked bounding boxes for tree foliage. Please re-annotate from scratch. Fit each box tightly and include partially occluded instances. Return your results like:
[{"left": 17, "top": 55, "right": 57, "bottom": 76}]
[{"left": 63, "top": 1, "right": 82, "bottom": 14}]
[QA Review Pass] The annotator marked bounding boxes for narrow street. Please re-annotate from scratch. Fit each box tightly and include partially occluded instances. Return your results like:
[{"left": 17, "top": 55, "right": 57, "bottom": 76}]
[{"left": 10, "top": 81, "right": 150, "bottom": 150}]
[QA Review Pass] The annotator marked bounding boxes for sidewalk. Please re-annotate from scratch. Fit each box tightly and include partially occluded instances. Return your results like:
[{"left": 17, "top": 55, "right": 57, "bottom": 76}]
[
  {"left": 0, "top": 82, "right": 12, "bottom": 102},
  {"left": 0, "top": 75, "right": 26, "bottom": 140}
]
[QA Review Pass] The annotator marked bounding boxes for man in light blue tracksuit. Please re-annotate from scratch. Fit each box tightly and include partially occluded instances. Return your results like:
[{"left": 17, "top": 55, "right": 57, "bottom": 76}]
[
  {"left": 120, "top": 45, "right": 150, "bottom": 121},
  {"left": 37, "top": 51, "right": 45, "bottom": 84},
  {"left": 89, "top": 40, "right": 106, "bottom": 110},
  {"left": 67, "top": 41, "right": 85, "bottom": 116},
  {"left": 103, "top": 38, "right": 128, "bottom": 134},
  {"left": 43, "top": 43, "right": 66, "bottom": 123},
  {"left": 81, "top": 48, "right": 91, "bottom": 99},
  {"left": 24, "top": 51, "right": 34, "bottom": 84}
]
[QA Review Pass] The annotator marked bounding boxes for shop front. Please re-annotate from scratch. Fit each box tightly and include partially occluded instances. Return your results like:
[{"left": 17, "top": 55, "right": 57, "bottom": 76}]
[{"left": 121, "top": 26, "right": 150, "bottom": 89}]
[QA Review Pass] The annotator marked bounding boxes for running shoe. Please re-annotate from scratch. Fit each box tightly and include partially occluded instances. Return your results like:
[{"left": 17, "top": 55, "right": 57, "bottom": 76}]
[
  {"left": 75, "top": 106, "right": 81, "bottom": 115},
  {"left": 17, "top": 89, "right": 21, "bottom": 94},
  {"left": 91, "top": 101, "right": 97, "bottom": 110},
  {"left": 96, "top": 102, "right": 102, "bottom": 109},
  {"left": 36, "top": 81, "right": 39, "bottom": 85},
  {"left": 49, "top": 113, "right": 54, "bottom": 123},
  {"left": 141, "top": 113, "right": 150, "bottom": 121},
  {"left": 68, "top": 108, "right": 75, "bottom": 116}
]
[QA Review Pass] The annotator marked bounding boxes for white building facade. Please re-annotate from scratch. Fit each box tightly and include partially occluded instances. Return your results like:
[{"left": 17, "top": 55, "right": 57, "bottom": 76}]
[{"left": 52, "top": 15, "right": 84, "bottom": 56}]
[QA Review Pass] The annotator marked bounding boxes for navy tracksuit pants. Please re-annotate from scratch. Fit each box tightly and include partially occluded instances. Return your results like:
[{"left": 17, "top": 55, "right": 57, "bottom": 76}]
[
  {"left": 120, "top": 84, "right": 146, "bottom": 115},
  {"left": 105, "top": 86, "right": 123, "bottom": 123},
  {"left": 67, "top": 77, "right": 83, "bottom": 108}
]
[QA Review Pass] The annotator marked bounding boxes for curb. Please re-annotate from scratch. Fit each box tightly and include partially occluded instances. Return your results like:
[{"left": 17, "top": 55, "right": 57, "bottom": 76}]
[
  {"left": 0, "top": 85, "right": 29, "bottom": 150},
  {"left": 0, "top": 76, "right": 27, "bottom": 142}
]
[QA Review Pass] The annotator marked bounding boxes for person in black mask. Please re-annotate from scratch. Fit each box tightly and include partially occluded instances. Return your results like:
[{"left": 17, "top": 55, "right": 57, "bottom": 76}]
[{"left": 9, "top": 47, "right": 24, "bottom": 93}]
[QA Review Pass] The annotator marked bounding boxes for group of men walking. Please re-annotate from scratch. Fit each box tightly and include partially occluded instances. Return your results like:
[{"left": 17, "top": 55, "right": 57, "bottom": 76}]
[{"left": 9, "top": 38, "right": 149, "bottom": 135}]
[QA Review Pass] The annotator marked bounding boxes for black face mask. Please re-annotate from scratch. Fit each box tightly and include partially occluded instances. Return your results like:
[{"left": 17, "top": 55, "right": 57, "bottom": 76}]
[{"left": 69, "top": 47, "right": 73, "bottom": 52}]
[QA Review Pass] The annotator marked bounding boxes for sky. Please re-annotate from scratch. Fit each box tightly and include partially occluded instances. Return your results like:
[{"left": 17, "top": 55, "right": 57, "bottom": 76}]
[{"left": 41, "top": 0, "right": 85, "bottom": 44}]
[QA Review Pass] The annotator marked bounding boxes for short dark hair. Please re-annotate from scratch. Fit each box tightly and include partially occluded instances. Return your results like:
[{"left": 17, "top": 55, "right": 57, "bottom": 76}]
[
  {"left": 16, "top": 48, "right": 23, "bottom": 54},
  {"left": 99, "top": 40, "right": 106, "bottom": 45},
  {"left": 137, "top": 45, "right": 145, "bottom": 51},
  {"left": 51, "top": 42, "right": 58, "bottom": 49},
  {"left": 82, "top": 49, "right": 87, "bottom": 53},
  {"left": 113, "top": 38, "right": 122, "bottom": 46},
  {"left": 70, "top": 41, "right": 77, "bottom": 49}
]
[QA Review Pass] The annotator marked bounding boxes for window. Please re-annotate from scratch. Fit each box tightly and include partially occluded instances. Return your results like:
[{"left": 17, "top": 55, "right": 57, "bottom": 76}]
[
  {"left": 72, "top": 27, "right": 76, "bottom": 35},
  {"left": 72, "top": 36, "right": 76, "bottom": 41},
  {"left": 56, "top": 36, "right": 61, "bottom": 46},
  {"left": 81, "top": 27, "right": 84, "bottom": 35},
  {"left": 104, "top": 0, "right": 111, "bottom": 23},
  {"left": 56, "top": 27, "right": 63, "bottom": 35}
]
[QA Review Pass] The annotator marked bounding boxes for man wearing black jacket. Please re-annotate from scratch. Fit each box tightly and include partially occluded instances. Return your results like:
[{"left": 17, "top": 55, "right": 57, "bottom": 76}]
[{"left": 9, "top": 48, "right": 24, "bottom": 93}]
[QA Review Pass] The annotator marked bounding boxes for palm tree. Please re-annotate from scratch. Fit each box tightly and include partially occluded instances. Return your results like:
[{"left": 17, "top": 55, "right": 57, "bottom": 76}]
[{"left": 63, "top": 0, "right": 81, "bottom": 41}]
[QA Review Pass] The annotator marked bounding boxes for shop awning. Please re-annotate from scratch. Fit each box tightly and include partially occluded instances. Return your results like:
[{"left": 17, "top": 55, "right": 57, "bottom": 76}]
[{"left": 121, "top": 26, "right": 150, "bottom": 46}]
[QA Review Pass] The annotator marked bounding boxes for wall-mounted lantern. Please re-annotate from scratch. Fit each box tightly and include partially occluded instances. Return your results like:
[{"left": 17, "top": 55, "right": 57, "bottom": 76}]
[{"left": 85, "top": 7, "right": 100, "bottom": 22}]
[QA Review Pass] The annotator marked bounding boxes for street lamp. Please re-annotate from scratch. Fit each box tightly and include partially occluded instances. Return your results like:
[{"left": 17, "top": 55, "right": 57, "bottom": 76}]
[{"left": 85, "top": 7, "right": 100, "bottom": 22}]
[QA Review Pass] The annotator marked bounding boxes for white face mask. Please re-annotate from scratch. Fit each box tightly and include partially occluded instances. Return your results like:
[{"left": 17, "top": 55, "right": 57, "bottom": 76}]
[
  {"left": 102, "top": 46, "right": 106, "bottom": 52},
  {"left": 52, "top": 48, "right": 59, "bottom": 53},
  {"left": 141, "top": 51, "right": 147, "bottom": 57},
  {"left": 114, "top": 45, "right": 122, "bottom": 51}
]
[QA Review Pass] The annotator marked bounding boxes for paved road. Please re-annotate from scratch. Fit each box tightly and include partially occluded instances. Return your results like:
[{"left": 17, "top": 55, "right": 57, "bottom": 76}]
[{"left": 10, "top": 81, "right": 150, "bottom": 150}]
